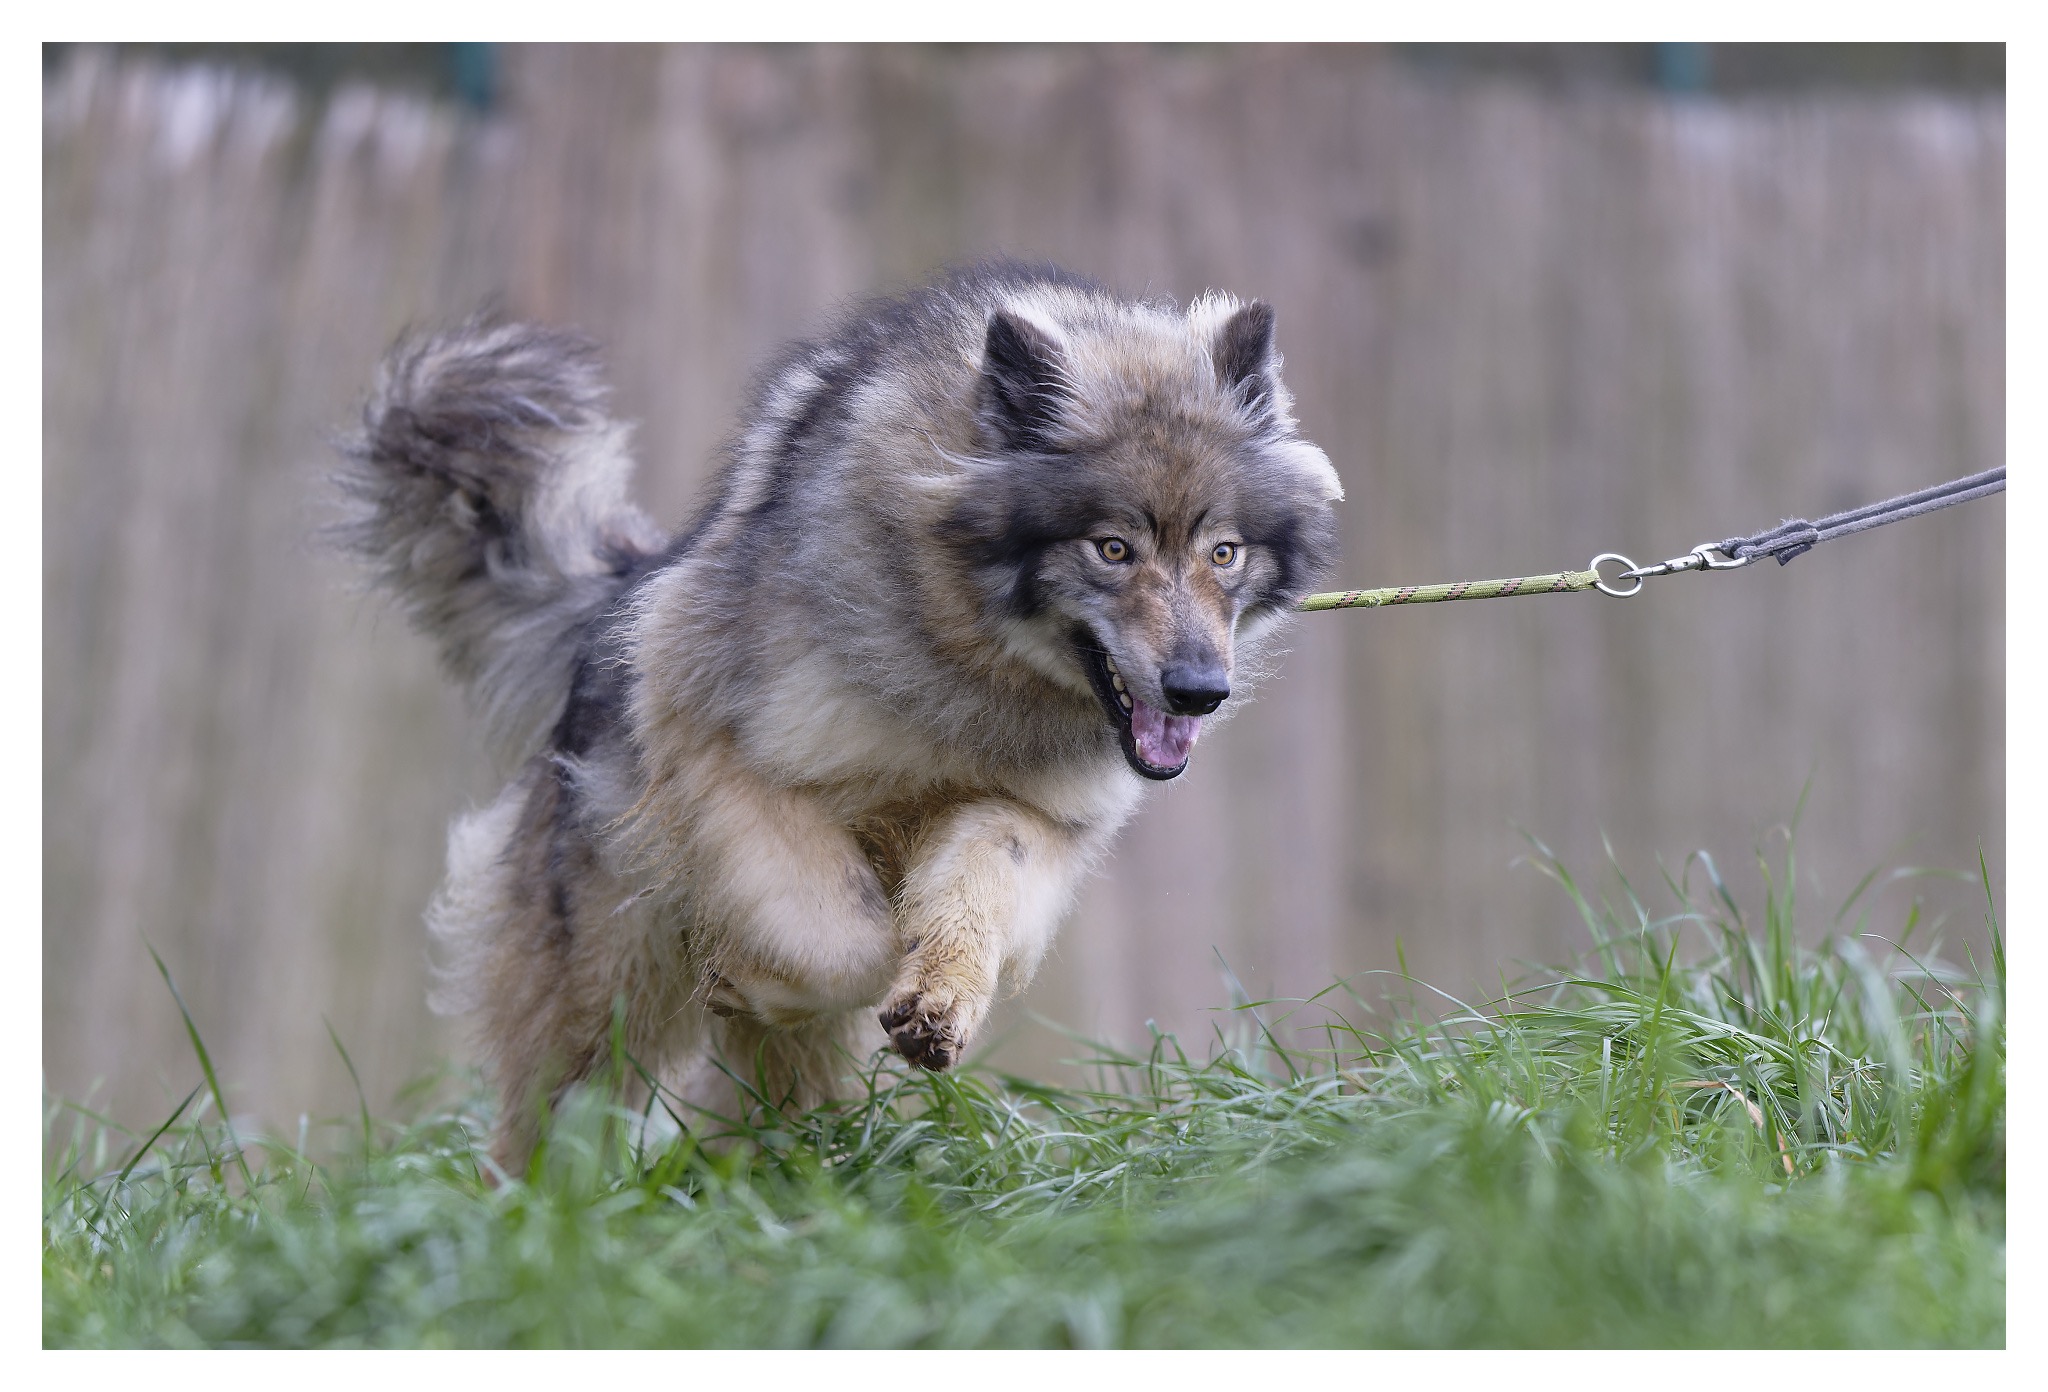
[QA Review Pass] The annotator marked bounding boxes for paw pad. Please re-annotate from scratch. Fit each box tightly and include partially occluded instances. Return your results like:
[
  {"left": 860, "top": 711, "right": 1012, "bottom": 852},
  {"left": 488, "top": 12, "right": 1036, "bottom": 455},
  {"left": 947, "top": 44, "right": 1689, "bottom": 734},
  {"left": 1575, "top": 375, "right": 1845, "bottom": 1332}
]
[{"left": 879, "top": 995, "right": 961, "bottom": 1071}]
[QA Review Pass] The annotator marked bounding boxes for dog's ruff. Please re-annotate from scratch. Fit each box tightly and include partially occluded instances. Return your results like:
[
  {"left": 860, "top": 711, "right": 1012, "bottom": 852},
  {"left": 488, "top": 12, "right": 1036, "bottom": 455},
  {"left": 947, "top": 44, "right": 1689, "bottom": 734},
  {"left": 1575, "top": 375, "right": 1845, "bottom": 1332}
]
[{"left": 335, "top": 261, "right": 1343, "bottom": 1170}]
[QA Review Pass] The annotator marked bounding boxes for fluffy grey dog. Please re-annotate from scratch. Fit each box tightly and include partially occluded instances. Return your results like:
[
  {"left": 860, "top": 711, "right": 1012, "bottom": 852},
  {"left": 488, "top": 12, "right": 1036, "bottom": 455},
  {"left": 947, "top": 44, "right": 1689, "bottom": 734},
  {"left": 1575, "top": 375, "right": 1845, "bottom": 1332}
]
[{"left": 338, "top": 262, "right": 1343, "bottom": 1170}]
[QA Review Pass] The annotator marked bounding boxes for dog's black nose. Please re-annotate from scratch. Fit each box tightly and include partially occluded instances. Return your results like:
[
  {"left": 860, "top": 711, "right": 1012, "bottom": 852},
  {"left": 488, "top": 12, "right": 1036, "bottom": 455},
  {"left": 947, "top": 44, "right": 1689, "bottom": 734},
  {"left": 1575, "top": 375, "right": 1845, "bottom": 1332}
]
[{"left": 1160, "top": 663, "right": 1229, "bottom": 716}]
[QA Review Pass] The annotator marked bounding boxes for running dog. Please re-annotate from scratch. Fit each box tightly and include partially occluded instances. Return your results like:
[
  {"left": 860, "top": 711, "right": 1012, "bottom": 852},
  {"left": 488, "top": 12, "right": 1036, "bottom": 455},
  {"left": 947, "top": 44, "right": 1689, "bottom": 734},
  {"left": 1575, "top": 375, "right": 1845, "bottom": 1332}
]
[{"left": 337, "top": 262, "right": 1343, "bottom": 1169}]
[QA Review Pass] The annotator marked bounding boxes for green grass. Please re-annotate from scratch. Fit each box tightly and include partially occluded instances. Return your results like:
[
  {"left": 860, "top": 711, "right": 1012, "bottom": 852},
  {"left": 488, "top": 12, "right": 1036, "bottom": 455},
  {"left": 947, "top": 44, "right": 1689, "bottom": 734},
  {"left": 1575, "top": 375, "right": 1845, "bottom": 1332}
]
[{"left": 44, "top": 834, "right": 2005, "bottom": 1348}]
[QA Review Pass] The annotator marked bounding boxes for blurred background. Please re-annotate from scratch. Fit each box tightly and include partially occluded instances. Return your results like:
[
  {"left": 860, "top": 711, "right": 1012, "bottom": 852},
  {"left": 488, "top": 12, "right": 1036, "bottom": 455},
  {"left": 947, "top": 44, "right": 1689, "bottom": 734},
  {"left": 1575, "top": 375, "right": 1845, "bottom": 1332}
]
[{"left": 44, "top": 43, "right": 2004, "bottom": 1133}]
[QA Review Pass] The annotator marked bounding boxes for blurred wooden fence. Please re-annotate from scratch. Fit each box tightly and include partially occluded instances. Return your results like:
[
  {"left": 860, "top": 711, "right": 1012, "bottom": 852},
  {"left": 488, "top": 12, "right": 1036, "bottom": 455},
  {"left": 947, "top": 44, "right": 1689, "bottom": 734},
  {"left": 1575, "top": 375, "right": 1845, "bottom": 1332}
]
[{"left": 44, "top": 45, "right": 2004, "bottom": 1132}]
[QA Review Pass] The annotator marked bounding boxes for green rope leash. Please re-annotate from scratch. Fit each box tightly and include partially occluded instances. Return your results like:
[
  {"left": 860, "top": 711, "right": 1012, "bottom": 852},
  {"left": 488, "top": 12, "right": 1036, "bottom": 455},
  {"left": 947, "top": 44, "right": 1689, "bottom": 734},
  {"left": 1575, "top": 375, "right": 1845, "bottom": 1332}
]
[{"left": 1298, "top": 569, "right": 1597, "bottom": 612}]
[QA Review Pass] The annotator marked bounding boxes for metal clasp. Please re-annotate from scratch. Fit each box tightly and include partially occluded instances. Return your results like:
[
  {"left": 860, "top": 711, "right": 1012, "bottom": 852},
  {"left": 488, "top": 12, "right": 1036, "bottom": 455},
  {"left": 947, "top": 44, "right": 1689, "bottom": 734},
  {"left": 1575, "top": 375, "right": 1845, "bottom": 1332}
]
[
  {"left": 1689, "top": 544, "right": 1758, "bottom": 571},
  {"left": 1625, "top": 543, "right": 1760, "bottom": 583}
]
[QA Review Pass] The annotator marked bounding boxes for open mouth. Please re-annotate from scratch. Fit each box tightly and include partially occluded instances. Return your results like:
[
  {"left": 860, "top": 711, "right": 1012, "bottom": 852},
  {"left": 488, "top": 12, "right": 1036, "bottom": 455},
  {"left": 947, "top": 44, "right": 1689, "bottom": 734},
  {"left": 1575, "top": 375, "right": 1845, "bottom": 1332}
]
[{"left": 1078, "top": 632, "right": 1201, "bottom": 780}]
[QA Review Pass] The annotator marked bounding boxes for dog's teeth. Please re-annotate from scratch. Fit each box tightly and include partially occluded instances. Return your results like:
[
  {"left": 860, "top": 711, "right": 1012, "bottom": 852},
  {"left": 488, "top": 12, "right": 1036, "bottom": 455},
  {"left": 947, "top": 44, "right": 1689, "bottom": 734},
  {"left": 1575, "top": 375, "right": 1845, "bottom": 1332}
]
[
  {"left": 1111, "top": 673, "right": 1126, "bottom": 692},
  {"left": 1105, "top": 656, "right": 1118, "bottom": 674},
  {"left": 1118, "top": 692, "right": 1132, "bottom": 711}
]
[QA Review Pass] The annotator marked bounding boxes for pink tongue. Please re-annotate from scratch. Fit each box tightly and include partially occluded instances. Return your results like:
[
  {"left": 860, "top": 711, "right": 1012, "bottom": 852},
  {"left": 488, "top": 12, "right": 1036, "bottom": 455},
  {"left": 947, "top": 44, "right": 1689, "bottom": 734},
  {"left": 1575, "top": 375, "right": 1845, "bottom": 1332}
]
[{"left": 1129, "top": 697, "right": 1201, "bottom": 769}]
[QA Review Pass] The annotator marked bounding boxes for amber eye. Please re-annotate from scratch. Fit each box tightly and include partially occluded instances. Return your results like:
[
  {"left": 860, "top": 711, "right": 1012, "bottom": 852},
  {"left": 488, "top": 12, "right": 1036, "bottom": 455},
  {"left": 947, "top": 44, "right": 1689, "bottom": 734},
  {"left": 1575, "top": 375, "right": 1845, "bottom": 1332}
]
[
  {"left": 1096, "top": 537, "right": 1131, "bottom": 564},
  {"left": 1211, "top": 542, "right": 1241, "bottom": 567}
]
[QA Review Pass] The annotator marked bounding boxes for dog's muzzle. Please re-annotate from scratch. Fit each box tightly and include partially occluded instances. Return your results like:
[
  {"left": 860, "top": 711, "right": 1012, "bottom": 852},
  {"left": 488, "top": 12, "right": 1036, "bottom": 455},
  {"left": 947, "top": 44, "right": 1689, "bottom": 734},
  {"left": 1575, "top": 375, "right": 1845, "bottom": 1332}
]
[{"left": 1078, "top": 634, "right": 1208, "bottom": 780}]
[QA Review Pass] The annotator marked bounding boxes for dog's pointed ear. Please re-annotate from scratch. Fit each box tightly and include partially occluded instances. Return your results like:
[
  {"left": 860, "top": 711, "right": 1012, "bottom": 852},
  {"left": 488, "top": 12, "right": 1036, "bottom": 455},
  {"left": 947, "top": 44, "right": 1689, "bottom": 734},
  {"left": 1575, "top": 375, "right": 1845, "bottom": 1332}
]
[
  {"left": 1212, "top": 300, "right": 1277, "bottom": 420},
  {"left": 980, "top": 310, "right": 1069, "bottom": 452}
]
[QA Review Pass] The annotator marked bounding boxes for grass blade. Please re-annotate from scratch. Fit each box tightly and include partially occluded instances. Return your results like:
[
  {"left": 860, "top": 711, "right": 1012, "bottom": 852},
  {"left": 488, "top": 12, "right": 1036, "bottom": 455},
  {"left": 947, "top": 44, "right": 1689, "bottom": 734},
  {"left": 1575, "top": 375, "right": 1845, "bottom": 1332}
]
[
  {"left": 115, "top": 1082, "right": 205, "bottom": 1188},
  {"left": 324, "top": 1016, "right": 375, "bottom": 1161},
  {"left": 144, "top": 938, "right": 253, "bottom": 1190}
]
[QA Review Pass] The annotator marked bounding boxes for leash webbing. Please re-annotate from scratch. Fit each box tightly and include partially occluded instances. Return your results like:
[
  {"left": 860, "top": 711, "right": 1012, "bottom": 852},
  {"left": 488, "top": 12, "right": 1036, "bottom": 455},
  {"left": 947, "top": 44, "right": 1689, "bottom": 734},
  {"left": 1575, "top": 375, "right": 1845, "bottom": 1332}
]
[
  {"left": 1296, "top": 466, "right": 2004, "bottom": 612},
  {"left": 1713, "top": 466, "right": 2006, "bottom": 566}
]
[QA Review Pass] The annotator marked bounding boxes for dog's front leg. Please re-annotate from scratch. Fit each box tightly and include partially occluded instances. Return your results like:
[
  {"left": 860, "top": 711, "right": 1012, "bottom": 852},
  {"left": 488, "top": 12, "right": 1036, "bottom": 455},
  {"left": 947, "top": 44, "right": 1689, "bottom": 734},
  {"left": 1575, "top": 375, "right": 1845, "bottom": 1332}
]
[
  {"left": 668, "top": 740, "right": 902, "bottom": 1029},
  {"left": 880, "top": 800, "right": 1090, "bottom": 1070}
]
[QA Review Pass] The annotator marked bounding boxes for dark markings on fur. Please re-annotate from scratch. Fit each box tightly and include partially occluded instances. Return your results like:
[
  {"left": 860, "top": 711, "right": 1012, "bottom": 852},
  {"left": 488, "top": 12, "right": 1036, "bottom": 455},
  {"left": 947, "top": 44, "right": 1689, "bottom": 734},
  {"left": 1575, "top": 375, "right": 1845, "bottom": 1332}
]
[
  {"left": 942, "top": 453, "right": 1336, "bottom": 625},
  {"left": 732, "top": 262, "right": 1108, "bottom": 523},
  {"left": 545, "top": 783, "right": 574, "bottom": 932},
  {"left": 940, "top": 466, "right": 1130, "bottom": 619},
  {"left": 508, "top": 765, "right": 576, "bottom": 948},
  {"left": 980, "top": 311, "right": 1071, "bottom": 453},
  {"left": 751, "top": 347, "right": 847, "bottom": 520},
  {"left": 1213, "top": 300, "right": 1277, "bottom": 419},
  {"left": 1237, "top": 508, "right": 1336, "bottom": 621},
  {"left": 553, "top": 618, "right": 633, "bottom": 760}
]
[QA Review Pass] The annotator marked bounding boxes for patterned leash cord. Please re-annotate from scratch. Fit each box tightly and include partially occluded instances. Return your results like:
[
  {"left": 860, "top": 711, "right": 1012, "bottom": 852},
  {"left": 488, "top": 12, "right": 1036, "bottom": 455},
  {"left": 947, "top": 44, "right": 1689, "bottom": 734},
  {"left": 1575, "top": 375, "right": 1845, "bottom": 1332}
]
[
  {"left": 1297, "top": 569, "right": 1596, "bottom": 611},
  {"left": 1296, "top": 466, "right": 2005, "bottom": 613}
]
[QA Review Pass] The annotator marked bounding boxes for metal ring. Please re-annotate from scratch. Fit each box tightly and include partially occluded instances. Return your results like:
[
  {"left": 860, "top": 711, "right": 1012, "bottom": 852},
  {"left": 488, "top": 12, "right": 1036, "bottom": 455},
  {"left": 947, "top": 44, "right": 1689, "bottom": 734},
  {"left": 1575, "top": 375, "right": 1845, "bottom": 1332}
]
[{"left": 1591, "top": 553, "right": 1643, "bottom": 598}]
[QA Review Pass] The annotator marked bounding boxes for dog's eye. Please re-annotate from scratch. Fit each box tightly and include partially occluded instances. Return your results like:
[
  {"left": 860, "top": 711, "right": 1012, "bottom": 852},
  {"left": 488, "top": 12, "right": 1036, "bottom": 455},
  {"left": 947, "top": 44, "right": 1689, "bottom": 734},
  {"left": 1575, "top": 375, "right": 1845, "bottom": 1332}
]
[
  {"left": 1096, "top": 538, "right": 1131, "bottom": 564},
  {"left": 1210, "top": 542, "right": 1240, "bottom": 567}
]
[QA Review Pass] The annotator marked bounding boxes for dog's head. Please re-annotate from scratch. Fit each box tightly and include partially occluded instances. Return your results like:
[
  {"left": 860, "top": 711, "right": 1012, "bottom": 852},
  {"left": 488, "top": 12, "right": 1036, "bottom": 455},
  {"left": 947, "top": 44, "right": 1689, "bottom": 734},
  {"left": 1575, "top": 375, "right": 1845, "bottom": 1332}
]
[{"left": 945, "top": 291, "right": 1343, "bottom": 780}]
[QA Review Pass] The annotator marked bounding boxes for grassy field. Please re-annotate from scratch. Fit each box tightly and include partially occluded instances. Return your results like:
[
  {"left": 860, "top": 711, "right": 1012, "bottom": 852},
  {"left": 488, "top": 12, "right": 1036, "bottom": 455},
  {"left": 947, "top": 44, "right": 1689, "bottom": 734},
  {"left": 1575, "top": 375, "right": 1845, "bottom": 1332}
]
[{"left": 44, "top": 836, "right": 2005, "bottom": 1348}]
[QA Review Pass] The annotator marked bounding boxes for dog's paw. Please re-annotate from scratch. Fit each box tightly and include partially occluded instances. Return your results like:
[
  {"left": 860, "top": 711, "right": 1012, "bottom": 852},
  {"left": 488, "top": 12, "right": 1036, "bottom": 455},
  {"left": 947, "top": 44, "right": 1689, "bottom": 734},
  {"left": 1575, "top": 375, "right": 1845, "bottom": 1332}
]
[{"left": 879, "top": 986, "right": 982, "bottom": 1072}]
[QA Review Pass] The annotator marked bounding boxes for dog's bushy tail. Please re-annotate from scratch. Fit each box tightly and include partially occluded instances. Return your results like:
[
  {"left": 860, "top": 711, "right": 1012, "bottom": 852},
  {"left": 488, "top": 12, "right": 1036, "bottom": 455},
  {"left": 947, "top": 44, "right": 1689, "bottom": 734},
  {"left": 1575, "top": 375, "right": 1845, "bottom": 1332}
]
[{"left": 335, "top": 317, "right": 666, "bottom": 755}]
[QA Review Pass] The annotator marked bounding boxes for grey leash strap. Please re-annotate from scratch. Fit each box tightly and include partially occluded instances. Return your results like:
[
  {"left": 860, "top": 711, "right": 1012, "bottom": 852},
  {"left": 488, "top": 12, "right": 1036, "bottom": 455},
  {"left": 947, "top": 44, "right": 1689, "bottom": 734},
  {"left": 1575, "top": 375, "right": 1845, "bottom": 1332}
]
[{"left": 1713, "top": 466, "right": 2007, "bottom": 567}]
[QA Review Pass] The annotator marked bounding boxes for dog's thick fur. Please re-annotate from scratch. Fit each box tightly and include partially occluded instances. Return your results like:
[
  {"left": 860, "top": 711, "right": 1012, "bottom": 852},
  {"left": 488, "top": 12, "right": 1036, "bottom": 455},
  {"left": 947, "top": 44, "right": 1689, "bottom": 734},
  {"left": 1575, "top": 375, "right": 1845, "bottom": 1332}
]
[{"left": 337, "top": 262, "right": 1343, "bottom": 1169}]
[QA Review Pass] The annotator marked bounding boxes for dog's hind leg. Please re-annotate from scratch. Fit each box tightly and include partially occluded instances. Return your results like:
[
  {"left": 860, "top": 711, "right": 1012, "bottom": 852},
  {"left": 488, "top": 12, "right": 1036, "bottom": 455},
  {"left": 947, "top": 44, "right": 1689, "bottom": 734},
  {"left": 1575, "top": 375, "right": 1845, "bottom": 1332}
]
[
  {"left": 879, "top": 801, "right": 1094, "bottom": 1071},
  {"left": 708, "top": 1011, "right": 869, "bottom": 1122},
  {"left": 437, "top": 762, "right": 696, "bottom": 1177},
  {"left": 477, "top": 915, "right": 696, "bottom": 1178}
]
